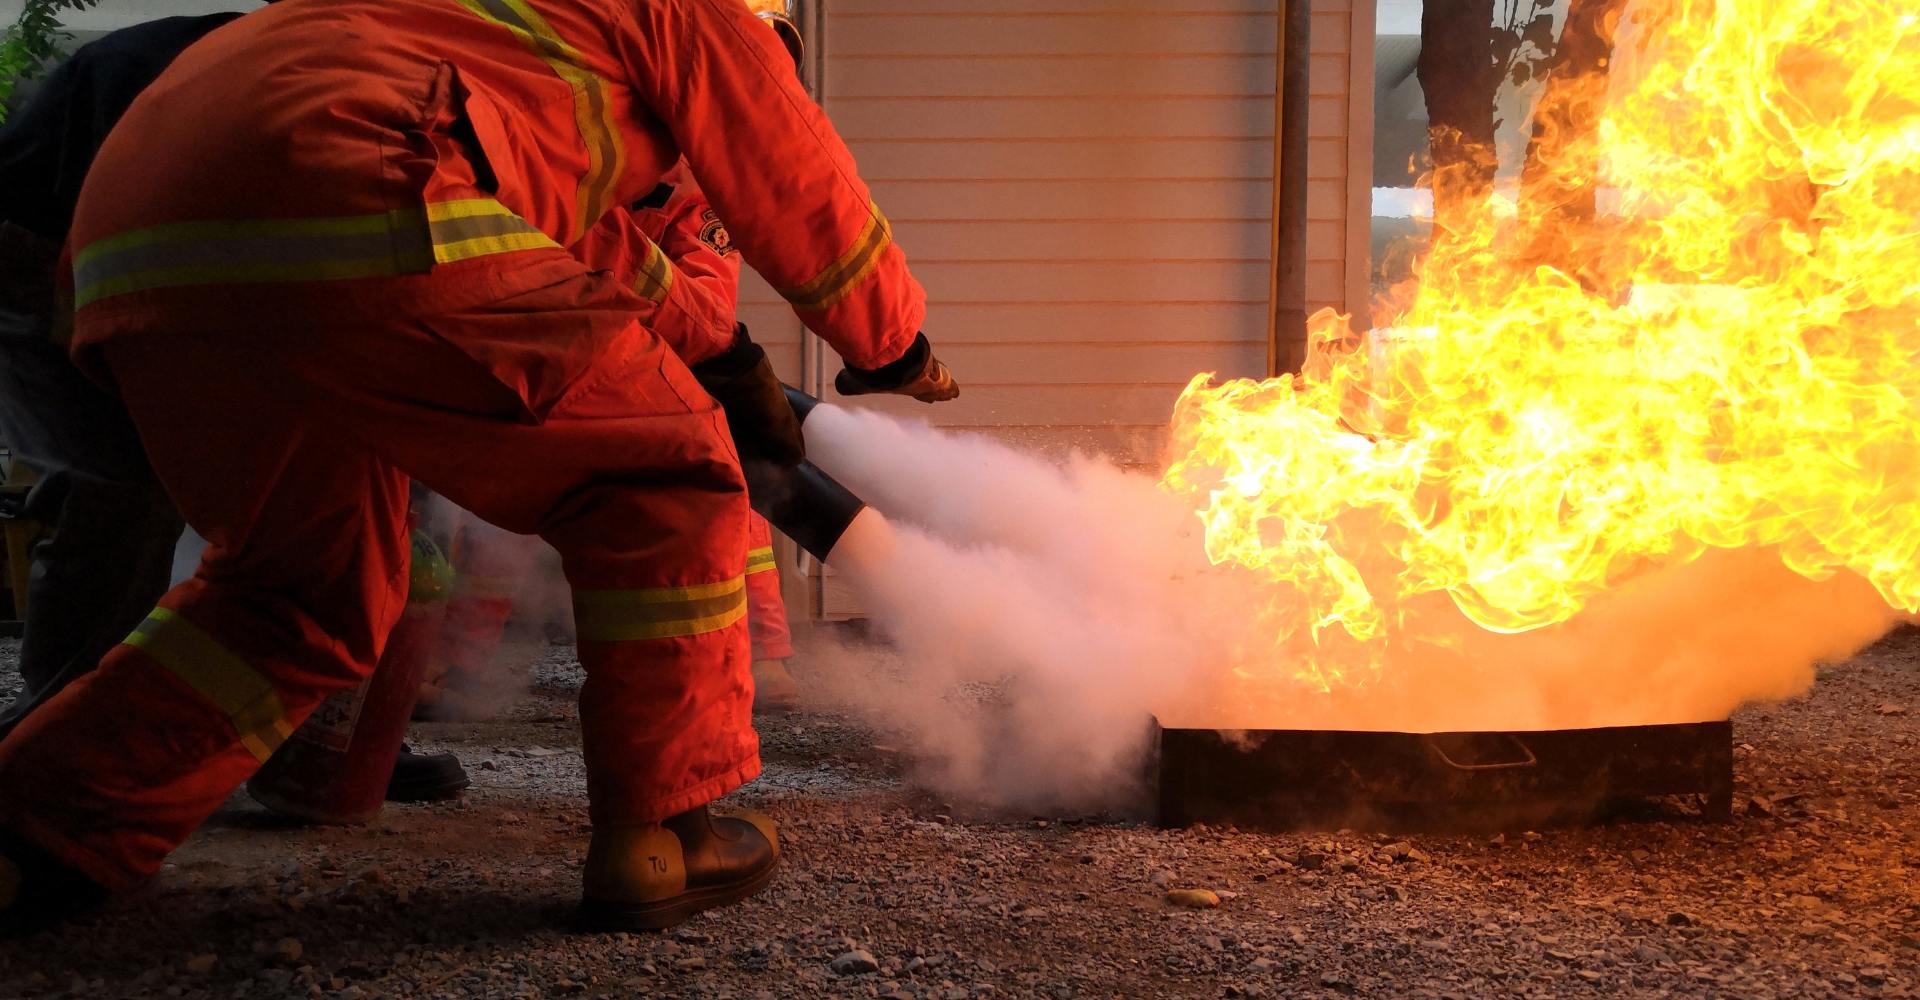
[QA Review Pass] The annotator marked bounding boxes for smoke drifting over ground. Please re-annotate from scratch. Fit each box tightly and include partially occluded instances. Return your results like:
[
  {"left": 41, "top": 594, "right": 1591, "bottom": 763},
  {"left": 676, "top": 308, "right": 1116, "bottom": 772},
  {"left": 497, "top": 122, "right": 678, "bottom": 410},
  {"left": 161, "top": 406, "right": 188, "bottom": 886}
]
[
  {"left": 800, "top": 404, "right": 1903, "bottom": 813},
  {"left": 414, "top": 497, "right": 572, "bottom": 722}
]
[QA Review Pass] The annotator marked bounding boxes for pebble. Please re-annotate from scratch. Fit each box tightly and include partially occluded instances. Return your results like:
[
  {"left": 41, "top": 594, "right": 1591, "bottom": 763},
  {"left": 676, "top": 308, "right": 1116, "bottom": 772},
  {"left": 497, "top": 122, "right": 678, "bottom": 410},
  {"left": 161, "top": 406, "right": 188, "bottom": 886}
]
[
  {"left": 830, "top": 949, "right": 880, "bottom": 975},
  {"left": 1166, "top": 888, "right": 1221, "bottom": 909},
  {"left": 274, "top": 938, "right": 304, "bottom": 964},
  {"left": 184, "top": 955, "right": 217, "bottom": 975},
  {"left": 1634, "top": 945, "right": 1672, "bottom": 963}
]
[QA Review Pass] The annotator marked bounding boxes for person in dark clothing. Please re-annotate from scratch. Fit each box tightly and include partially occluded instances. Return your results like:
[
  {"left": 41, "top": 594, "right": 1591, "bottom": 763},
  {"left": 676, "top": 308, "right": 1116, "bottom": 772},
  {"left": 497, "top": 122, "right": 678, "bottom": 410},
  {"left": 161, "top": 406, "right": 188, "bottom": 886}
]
[
  {"left": 0, "top": 12, "right": 466, "bottom": 800},
  {"left": 0, "top": 14, "right": 238, "bottom": 739}
]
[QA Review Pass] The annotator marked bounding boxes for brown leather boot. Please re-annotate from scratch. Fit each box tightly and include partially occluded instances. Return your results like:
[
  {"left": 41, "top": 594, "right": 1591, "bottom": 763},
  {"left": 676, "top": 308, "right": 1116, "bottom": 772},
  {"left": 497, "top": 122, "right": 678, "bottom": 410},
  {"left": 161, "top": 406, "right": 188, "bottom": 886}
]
[{"left": 577, "top": 804, "right": 779, "bottom": 931}]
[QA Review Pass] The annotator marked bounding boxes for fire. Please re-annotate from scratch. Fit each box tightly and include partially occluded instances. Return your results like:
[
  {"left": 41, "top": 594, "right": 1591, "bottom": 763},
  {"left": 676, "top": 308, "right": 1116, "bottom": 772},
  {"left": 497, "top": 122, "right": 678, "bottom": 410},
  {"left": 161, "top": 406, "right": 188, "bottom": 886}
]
[{"left": 1161, "top": 0, "right": 1920, "bottom": 693}]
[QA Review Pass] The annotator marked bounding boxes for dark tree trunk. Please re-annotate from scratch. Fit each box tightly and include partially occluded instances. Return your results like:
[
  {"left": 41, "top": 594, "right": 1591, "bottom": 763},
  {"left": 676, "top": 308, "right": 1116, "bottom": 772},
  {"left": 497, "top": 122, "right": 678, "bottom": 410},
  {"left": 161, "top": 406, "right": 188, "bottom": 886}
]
[
  {"left": 1518, "top": 0, "right": 1628, "bottom": 271},
  {"left": 1417, "top": 0, "right": 1502, "bottom": 241}
]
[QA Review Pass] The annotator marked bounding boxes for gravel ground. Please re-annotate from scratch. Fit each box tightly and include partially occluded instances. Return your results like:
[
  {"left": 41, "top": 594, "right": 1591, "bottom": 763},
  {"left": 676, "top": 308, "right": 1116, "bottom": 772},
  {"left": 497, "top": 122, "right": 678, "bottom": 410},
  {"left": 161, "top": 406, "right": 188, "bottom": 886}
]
[{"left": 0, "top": 626, "right": 1913, "bottom": 1000}]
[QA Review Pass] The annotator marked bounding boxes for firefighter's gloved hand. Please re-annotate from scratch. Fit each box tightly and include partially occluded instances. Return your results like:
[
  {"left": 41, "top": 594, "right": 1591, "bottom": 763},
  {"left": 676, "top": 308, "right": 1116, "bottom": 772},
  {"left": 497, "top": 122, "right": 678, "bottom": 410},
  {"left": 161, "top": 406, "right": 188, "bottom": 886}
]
[
  {"left": 691, "top": 324, "right": 806, "bottom": 465},
  {"left": 833, "top": 332, "right": 960, "bottom": 403}
]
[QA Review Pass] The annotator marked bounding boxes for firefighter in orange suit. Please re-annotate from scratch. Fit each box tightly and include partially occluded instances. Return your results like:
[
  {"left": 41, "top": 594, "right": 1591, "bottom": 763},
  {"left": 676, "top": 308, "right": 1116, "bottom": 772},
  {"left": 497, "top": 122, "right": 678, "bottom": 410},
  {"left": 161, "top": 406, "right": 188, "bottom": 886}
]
[
  {"left": 580, "top": 165, "right": 803, "bottom": 712},
  {"left": 0, "top": 0, "right": 957, "bottom": 933}
]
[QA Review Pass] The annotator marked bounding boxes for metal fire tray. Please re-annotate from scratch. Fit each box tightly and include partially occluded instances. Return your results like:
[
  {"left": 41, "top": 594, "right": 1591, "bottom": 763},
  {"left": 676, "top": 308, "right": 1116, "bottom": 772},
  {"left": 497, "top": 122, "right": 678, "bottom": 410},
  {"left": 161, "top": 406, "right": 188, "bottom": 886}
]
[{"left": 1153, "top": 720, "right": 1733, "bottom": 833}]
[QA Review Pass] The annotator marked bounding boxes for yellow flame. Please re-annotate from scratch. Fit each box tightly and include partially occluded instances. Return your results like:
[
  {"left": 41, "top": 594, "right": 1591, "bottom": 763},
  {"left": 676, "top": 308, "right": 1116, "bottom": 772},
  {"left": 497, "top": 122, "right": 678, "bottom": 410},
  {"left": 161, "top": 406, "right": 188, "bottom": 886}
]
[{"left": 1160, "top": 0, "right": 1920, "bottom": 691}]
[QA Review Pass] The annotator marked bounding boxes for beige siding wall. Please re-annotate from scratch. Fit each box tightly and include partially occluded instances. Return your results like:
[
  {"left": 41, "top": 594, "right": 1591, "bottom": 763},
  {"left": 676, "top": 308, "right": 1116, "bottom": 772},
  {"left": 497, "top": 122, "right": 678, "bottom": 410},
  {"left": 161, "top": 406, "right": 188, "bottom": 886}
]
[{"left": 797, "top": 0, "right": 1370, "bottom": 617}]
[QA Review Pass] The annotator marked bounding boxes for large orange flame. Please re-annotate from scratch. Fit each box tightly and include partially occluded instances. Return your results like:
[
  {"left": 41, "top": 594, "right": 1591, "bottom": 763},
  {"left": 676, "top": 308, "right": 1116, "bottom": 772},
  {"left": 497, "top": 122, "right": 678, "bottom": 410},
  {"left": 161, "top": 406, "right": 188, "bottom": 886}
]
[{"left": 1161, "top": 0, "right": 1920, "bottom": 694}]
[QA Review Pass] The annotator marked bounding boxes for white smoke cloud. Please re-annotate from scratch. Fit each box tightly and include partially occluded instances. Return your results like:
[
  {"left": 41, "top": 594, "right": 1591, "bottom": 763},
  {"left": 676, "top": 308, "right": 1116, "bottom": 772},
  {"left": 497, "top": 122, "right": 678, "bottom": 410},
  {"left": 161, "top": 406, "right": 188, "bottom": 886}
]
[{"left": 798, "top": 403, "right": 1905, "bottom": 813}]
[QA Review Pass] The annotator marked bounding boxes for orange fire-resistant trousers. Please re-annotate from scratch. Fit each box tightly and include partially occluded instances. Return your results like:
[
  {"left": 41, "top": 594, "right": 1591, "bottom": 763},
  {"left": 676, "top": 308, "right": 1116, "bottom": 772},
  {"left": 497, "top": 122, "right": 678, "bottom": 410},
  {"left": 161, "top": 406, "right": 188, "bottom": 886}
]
[
  {"left": 745, "top": 516, "right": 793, "bottom": 662},
  {"left": 0, "top": 250, "right": 756, "bottom": 891}
]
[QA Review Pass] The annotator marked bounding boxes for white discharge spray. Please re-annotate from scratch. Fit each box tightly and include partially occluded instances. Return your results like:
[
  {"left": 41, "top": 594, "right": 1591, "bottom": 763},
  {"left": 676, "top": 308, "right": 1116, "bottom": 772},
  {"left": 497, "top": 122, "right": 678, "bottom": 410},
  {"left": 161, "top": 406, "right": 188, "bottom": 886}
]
[{"left": 800, "top": 403, "right": 1904, "bottom": 813}]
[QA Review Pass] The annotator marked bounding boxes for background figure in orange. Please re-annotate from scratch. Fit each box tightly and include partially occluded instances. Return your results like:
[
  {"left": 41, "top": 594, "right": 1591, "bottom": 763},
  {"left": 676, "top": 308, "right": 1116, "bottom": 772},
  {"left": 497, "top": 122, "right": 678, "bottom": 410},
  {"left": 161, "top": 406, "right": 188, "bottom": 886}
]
[{"left": 577, "top": 161, "right": 804, "bottom": 713}]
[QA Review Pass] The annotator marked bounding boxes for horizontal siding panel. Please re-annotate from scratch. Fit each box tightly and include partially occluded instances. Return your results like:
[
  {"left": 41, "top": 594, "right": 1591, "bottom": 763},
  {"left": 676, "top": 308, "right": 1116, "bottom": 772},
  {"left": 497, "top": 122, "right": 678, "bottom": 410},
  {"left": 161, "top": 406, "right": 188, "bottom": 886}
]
[
  {"left": 925, "top": 302, "right": 1271, "bottom": 343},
  {"left": 1306, "top": 137, "right": 1346, "bottom": 180},
  {"left": 829, "top": 384, "right": 1189, "bottom": 428},
  {"left": 737, "top": 268, "right": 790, "bottom": 307},
  {"left": 832, "top": 16, "right": 1275, "bottom": 57},
  {"left": 873, "top": 179, "right": 1270, "bottom": 222},
  {"left": 1306, "top": 219, "right": 1346, "bottom": 261},
  {"left": 1309, "top": 53, "right": 1348, "bottom": 96},
  {"left": 854, "top": 139, "right": 1269, "bottom": 183},
  {"left": 834, "top": 56, "right": 1276, "bottom": 99},
  {"left": 936, "top": 342, "right": 1265, "bottom": 384},
  {"left": 915, "top": 260, "right": 1266, "bottom": 303},
  {"left": 1306, "top": 179, "right": 1347, "bottom": 221},
  {"left": 1311, "top": 10, "right": 1352, "bottom": 52},
  {"left": 832, "top": 96, "right": 1273, "bottom": 142},
  {"left": 1308, "top": 95, "right": 1348, "bottom": 139},
  {"left": 1307, "top": 259, "right": 1347, "bottom": 306},
  {"left": 896, "top": 220, "right": 1271, "bottom": 262}
]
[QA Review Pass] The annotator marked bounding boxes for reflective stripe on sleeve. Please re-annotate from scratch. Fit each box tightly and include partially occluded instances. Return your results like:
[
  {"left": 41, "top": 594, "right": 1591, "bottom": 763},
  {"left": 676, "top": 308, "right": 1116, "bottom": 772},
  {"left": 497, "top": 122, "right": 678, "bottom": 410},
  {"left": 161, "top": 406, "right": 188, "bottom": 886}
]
[
  {"left": 633, "top": 239, "right": 675, "bottom": 303},
  {"left": 778, "top": 202, "right": 894, "bottom": 312},
  {"left": 73, "top": 199, "right": 557, "bottom": 308},
  {"left": 452, "top": 0, "right": 626, "bottom": 240},
  {"left": 121, "top": 608, "right": 294, "bottom": 762},
  {"left": 746, "top": 546, "right": 777, "bottom": 575},
  {"left": 572, "top": 578, "right": 748, "bottom": 642}
]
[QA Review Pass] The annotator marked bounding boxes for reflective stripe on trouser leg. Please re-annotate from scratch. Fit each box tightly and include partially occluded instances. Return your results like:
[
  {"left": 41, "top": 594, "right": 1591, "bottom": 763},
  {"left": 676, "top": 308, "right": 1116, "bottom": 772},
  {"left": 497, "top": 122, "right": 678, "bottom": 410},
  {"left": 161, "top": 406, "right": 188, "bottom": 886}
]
[
  {"left": 121, "top": 607, "right": 293, "bottom": 761},
  {"left": 0, "top": 330, "right": 412, "bottom": 891},
  {"left": 0, "top": 590, "right": 384, "bottom": 891},
  {"left": 572, "top": 578, "right": 746, "bottom": 643},
  {"left": 745, "top": 516, "right": 793, "bottom": 660}
]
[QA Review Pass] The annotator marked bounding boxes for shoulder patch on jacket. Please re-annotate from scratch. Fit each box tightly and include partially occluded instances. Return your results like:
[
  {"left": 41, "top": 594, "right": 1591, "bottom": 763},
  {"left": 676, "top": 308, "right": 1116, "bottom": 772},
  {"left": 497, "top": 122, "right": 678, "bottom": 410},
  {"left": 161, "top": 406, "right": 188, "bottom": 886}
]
[{"left": 698, "top": 210, "right": 737, "bottom": 257}]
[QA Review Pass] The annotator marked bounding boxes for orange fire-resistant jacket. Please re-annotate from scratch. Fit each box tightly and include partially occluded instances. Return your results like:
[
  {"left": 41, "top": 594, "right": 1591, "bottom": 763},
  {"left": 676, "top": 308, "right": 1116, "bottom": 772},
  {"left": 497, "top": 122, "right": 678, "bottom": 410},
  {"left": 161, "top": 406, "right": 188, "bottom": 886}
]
[
  {"left": 574, "top": 163, "right": 741, "bottom": 365},
  {"left": 70, "top": 0, "right": 922, "bottom": 371}
]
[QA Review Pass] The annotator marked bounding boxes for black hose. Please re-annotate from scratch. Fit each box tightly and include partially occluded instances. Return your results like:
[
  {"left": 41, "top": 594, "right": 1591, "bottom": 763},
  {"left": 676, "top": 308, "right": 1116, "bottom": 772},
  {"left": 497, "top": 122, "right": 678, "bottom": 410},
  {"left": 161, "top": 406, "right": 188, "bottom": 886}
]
[
  {"left": 741, "top": 383, "right": 863, "bottom": 562},
  {"left": 782, "top": 382, "right": 821, "bottom": 424}
]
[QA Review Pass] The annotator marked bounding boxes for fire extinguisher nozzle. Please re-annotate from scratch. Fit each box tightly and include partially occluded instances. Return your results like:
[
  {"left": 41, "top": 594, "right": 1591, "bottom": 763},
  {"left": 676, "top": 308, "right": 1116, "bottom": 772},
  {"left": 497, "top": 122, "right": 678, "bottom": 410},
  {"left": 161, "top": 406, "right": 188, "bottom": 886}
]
[{"left": 741, "top": 457, "right": 866, "bottom": 563}]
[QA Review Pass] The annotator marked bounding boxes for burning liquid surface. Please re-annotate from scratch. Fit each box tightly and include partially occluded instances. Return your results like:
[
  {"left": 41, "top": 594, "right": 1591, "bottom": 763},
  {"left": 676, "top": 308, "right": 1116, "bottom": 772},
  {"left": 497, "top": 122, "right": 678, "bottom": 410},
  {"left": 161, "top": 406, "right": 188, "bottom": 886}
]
[
  {"left": 797, "top": 0, "right": 1915, "bottom": 809},
  {"left": 1161, "top": 0, "right": 1920, "bottom": 695}
]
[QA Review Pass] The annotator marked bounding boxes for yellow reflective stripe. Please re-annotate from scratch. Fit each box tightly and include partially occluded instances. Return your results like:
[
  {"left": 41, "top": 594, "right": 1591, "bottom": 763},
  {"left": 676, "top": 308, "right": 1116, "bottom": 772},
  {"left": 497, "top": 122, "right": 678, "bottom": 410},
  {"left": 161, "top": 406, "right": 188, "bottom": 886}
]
[
  {"left": 452, "top": 0, "right": 625, "bottom": 241},
  {"left": 572, "top": 578, "right": 747, "bottom": 642},
  {"left": 779, "top": 202, "right": 893, "bottom": 311},
  {"left": 425, "top": 198, "right": 558, "bottom": 263},
  {"left": 633, "top": 239, "right": 675, "bottom": 303},
  {"left": 78, "top": 257, "right": 420, "bottom": 311},
  {"left": 121, "top": 608, "right": 293, "bottom": 762},
  {"left": 73, "top": 211, "right": 408, "bottom": 267},
  {"left": 746, "top": 546, "right": 777, "bottom": 575},
  {"left": 73, "top": 199, "right": 558, "bottom": 308}
]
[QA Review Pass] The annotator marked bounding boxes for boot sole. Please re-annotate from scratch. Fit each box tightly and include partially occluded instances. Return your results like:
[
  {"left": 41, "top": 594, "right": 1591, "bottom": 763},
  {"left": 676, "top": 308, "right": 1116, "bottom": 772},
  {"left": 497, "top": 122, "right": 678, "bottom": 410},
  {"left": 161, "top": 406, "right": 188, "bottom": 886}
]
[
  {"left": 385, "top": 771, "right": 473, "bottom": 803},
  {"left": 575, "top": 858, "right": 780, "bottom": 932}
]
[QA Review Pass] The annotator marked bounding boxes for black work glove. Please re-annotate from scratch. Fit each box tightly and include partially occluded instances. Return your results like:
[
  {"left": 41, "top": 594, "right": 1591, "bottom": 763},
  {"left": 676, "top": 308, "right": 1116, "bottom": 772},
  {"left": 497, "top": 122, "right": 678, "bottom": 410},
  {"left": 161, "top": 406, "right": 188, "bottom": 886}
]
[
  {"left": 690, "top": 324, "right": 806, "bottom": 465},
  {"left": 834, "top": 332, "right": 960, "bottom": 403}
]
